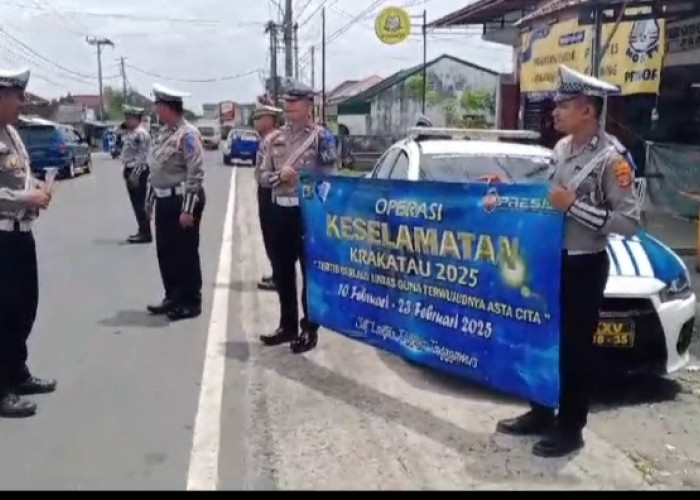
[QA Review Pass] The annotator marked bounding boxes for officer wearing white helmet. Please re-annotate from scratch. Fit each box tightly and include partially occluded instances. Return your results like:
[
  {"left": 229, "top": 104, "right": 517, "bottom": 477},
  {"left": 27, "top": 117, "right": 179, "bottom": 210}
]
[
  {"left": 145, "top": 83, "right": 205, "bottom": 321},
  {"left": 497, "top": 65, "right": 640, "bottom": 457},
  {"left": 121, "top": 104, "right": 152, "bottom": 244},
  {"left": 258, "top": 79, "right": 337, "bottom": 354},
  {"left": 252, "top": 104, "right": 283, "bottom": 291},
  {"left": 0, "top": 67, "right": 57, "bottom": 418}
]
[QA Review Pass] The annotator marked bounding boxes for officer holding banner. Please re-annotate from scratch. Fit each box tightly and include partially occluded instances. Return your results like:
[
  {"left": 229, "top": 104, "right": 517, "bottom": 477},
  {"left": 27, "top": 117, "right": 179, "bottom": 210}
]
[
  {"left": 496, "top": 65, "right": 639, "bottom": 457},
  {"left": 257, "top": 80, "right": 337, "bottom": 354}
]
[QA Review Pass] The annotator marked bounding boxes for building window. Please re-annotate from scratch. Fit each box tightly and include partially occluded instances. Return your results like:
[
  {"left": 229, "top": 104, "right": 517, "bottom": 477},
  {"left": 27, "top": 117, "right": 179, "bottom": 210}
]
[{"left": 454, "top": 81, "right": 465, "bottom": 92}]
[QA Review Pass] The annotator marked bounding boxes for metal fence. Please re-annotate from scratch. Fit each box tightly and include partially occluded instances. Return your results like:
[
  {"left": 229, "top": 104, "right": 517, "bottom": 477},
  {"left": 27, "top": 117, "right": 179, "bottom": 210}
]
[{"left": 642, "top": 141, "right": 698, "bottom": 253}]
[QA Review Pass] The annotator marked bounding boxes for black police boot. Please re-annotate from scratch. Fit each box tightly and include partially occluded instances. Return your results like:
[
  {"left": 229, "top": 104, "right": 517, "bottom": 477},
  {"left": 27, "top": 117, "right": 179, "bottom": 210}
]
[
  {"left": 14, "top": 376, "right": 57, "bottom": 395},
  {"left": 0, "top": 393, "right": 37, "bottom": 418},
  {"left": 147, "top": 298, "right": 175, "bottom": 315},
  {"left": 496, "top": 409, "right": 555, "bottom": 436},
  {"left": 256, "top": 275, "right": 276, "bottom": 291},
  {"left": 260, "top": 328, "right": 297, "bottom": 346},
  {"left": 532, "top": 426, "right": 585, "bottom": 458},
  {"left": 167, "top": 304, "right": 202, "bottom": 321},
  {"left": 128, "top": 232, "right": 153, "bottom": 244},
  {"left": 290, "top": 328, "right": 318, "bottom": 354}
]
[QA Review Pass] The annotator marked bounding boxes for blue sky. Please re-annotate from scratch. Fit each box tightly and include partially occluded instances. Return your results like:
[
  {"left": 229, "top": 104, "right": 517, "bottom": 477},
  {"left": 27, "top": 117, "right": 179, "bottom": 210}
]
[{"left": 0, "top": 0, "right": 513, "bottom": 112}]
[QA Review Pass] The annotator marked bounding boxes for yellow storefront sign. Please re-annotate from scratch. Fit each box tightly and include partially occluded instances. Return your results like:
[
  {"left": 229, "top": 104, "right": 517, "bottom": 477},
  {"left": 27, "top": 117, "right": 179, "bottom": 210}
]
[
  {"left": 520, "top": 16, "right": 665, "bottom": 95},
  {"left": 375, "top": 6, "right": 412, "bottom": 45}
]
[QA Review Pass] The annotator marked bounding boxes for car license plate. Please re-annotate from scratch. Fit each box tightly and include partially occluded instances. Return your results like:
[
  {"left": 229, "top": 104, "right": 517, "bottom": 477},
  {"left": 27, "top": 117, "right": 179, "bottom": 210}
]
[{"left": 593, "top": 320, "right": 635, "bottom": 348}]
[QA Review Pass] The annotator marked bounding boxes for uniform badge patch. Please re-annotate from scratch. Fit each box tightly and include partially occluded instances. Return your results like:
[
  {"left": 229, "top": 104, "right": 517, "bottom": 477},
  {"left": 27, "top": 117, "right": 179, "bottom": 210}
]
[
  {"left": 613, "top": 159, "right": 632, "bottom": 188},
  {"left": 185, "top": 134, "right": 196, "bottom": 153}
]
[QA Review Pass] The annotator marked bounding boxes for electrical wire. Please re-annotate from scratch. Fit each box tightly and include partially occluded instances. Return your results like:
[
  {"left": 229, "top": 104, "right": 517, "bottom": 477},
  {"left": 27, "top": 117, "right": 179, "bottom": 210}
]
[
  {"left": 296, "top": 0, "right": 316, "bottom": 21},
  {"left": 0, "top": 27, "right": 106, "bottom": 80},
  {"left": 0, "top": 1, "right": 248, "bottom": 26},
  {"left": 298, "top": 0, "right": 338, "bottom": 28},
  {"left": 125, "top": 64, "right": 262, "bottom": 83}
]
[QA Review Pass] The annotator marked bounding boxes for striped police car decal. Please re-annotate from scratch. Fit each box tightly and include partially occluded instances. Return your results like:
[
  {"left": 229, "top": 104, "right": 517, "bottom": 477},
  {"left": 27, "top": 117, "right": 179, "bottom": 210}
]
[{"left": 606, "top": 235, "right": 655, "bottom": 278}]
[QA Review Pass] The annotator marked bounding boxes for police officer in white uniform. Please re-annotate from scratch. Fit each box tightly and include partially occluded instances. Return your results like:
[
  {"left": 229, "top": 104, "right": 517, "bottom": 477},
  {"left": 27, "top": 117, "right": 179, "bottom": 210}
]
[
  {"left": 497, "top": 66, "right": 640, "bottom": 457},
  {"left": 252, "top": 104, "right": 283, "bottom": 291},
  {"left": 146, "top": 84, "right": 205, "bottom": 321},
  {"left": 0, "top": 68, "right": 57, "bottom": 418},
  {"left": 121, "top": 104, "right": 152, "bottom": 243},
  {"left": 258, "top": 80, "right": 337, "bottom": 354}
]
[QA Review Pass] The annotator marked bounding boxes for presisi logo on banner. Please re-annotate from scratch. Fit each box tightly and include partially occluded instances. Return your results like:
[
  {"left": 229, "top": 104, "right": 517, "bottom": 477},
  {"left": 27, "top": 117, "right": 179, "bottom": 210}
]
[{"left": 481, "top": 187, "right": 554, "bottom": 214}]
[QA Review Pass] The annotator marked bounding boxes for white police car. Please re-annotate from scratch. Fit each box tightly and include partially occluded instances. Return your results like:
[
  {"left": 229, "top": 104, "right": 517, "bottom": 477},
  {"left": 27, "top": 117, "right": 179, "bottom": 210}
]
[{"left": 367, "top": 127, "right": 695, "bottom": 376}]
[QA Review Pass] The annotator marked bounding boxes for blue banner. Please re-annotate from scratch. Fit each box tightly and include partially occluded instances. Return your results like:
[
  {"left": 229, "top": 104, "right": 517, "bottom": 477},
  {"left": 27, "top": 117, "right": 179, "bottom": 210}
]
[{"left": 299, "top": 175, "right": 565, "bottom": 407}]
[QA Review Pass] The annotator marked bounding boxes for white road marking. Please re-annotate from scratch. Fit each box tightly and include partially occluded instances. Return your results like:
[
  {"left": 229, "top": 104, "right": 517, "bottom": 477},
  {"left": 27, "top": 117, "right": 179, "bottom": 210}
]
[{"left": 186, "top": 167, "right": 237, "bottom": 490}]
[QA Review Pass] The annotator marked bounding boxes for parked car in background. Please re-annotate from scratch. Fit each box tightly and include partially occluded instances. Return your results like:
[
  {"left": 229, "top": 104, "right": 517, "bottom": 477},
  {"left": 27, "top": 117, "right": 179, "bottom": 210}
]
[
  {"left": 222, "top": 128, "right": 260, "bottom": 166},
  {"left": 16, "top": 117, "right": 92, "bottom": 179},
  {"left": 197, "top": 123, "right": 220, "bottom": 150},
  {"left": 368, "top": 127, "right": 695, "bottom": 378}
]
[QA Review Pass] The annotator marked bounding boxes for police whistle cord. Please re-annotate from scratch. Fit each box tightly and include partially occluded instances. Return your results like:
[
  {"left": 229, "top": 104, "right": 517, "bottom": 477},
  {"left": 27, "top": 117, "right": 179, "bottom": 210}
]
[{"left": 567, "top": 148, "right": 614, "bottom": 190}]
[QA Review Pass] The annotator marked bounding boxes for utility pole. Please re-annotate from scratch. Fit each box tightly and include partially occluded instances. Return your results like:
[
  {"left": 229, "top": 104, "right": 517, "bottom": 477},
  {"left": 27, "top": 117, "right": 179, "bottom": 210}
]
[
  {"left": 86, "top": 36, "right": 114, "bottom": 122},
  {"left": 310, "top": 46, "right": 315, "bottom": 92},
  {"left": 421, "top": 10, "right": 427, "bottom": 114},
  {"left": 283, "top": 0, "right": 294, "bottom": 79},
  {"left": 118, "top": 56, "right": 128, "bottom": 104},
  {"left": 321, "top": 7, "right": 326, "bottom": 124},
  {"left": 293, "top": 22, "right": 299, "bottom": 80},
  {"left": 311, "top": 45, "right": 315, "bottom": 121},
  {"left": 265, "top": 21, "right": 279, "bottom": 106}
]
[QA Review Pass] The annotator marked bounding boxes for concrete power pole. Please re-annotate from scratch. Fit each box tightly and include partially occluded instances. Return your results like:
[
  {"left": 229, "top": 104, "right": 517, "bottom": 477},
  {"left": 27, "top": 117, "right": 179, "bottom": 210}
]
[
  {"left": 321, "top": 7, "right": 326, "bottom": 124},
  {"left": 118, "top": 56, "right": 128, "bottom": 104},
  {"left": 283, "top": 0, "right": 293, "bottom": 79},
  {"left": 265, "top": 21, "right": 279, "bottom": 106},
  {"left": 86, "top": 36, "right": 114, "bottom": 122},
  {"left": 294, "top": 23, "right": 299, "bottom": 80},
  {"left": 310, "top": 45, "right": 315, "bottom": 121},
  {"left": 310, "top": 46, "right": 315, "bottom": 91}
]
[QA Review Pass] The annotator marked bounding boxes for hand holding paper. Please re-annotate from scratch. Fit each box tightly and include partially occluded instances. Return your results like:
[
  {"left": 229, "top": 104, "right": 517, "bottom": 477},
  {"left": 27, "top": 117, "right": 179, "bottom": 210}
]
[{"left": 44, "top": 167, "right": 59, "bottom": 191}]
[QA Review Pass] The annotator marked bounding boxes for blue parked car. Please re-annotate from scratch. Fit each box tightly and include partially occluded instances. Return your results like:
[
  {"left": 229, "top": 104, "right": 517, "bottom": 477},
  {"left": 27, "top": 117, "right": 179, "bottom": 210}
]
[
  {"left": 16, "top": 117, "right": 92, "bottom": 179},
  {"left": 222, "top": 128, "right": 260, "bottom": 166}
]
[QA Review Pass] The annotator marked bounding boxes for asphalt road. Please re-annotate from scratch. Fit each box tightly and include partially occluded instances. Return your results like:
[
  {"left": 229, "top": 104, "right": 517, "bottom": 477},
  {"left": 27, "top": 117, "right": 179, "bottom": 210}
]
[{"left": 0, "top": 151, "right": 698, "bottom": 490}]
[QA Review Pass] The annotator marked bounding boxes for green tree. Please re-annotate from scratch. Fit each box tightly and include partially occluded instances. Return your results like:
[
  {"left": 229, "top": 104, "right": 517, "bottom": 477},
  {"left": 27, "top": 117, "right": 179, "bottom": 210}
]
[
  {"left": 442, "top": 99, "right": 460, "bottom": 126},
  {"left": 459, "top": 89, "right": 493, "bottom": 114},
  {"left": 405, "top": 75, "right": 424, "bottom": 101},
  {"left": 426, "top": 90, "right": 443, "bottom": 107}
]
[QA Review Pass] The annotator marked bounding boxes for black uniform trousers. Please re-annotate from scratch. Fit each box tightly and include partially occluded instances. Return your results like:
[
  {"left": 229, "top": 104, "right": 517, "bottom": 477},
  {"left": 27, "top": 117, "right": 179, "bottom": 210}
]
[
  {"left": 0, "top": 228, "right": 38, "bottom": 397},
  {"left": 257, "top": 185, "right": 275, "bottom": 270},
  {"left": 269, "top": 204, "right": 317, "bottom": 334},
  {"left": 154, "top": 190, "right": 206, "bottom": 308},
  {"left": 124, "top": 167, "right": 151, "bottom": 235},
  {"left": 531, "top": 250, "right": 610, "bottom": 432}
]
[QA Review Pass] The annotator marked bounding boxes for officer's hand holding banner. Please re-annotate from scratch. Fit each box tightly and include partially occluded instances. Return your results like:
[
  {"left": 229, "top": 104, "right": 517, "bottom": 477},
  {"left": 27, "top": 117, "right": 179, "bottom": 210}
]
[{"left": 299, "top": 174, "right": 565, "bottom": 407}]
